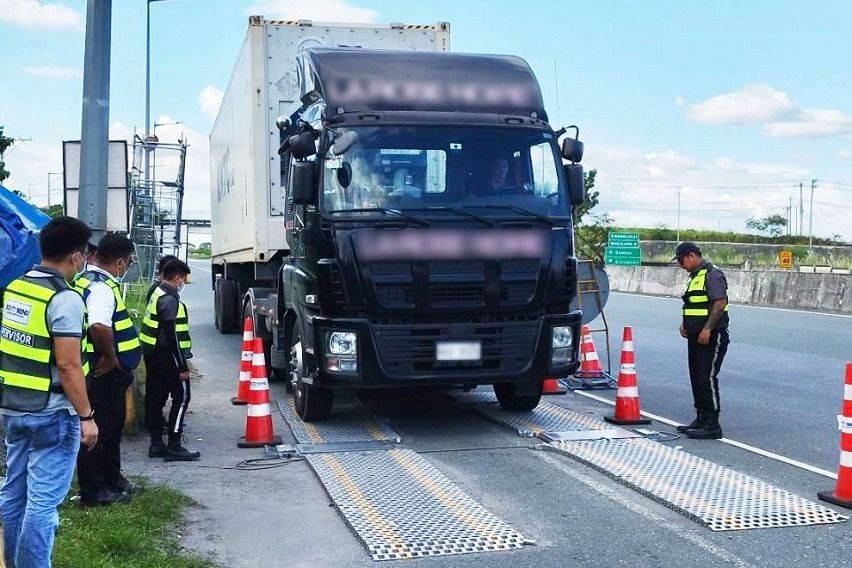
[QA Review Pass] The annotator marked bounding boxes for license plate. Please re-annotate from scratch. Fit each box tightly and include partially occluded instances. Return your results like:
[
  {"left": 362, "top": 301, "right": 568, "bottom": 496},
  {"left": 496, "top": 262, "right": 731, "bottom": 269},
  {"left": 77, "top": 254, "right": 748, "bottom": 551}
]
[{"left": 436, "top": 341, "right": 481, "bottom": 361}]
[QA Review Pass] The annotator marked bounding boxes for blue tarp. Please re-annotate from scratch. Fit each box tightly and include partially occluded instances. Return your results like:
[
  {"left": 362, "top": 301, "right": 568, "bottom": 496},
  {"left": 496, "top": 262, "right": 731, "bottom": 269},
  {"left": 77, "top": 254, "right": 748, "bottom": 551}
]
[{"left": 0, "top": 184, "right": 50, "bottom": 288}]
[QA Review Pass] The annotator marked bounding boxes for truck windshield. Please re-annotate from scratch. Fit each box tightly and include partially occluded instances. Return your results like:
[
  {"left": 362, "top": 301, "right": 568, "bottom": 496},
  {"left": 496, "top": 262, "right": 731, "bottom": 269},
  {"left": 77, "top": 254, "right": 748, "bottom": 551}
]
[{"left": 322, "top": 126, "right": 568, "bottom": 220}]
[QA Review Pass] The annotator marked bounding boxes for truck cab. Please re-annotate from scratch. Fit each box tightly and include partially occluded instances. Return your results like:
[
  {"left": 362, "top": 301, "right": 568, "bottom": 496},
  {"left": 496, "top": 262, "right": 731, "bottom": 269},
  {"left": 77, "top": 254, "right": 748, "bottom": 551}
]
[{"left": 269, "top": 48, "right": 586, "bottom": 420}]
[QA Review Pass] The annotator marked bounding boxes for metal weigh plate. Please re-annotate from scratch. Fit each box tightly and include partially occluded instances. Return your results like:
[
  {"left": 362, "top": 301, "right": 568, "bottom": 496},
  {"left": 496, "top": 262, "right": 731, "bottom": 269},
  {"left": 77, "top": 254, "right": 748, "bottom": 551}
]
[
  {"left": 306, "top": 449, "right": 527, "bottom": 561},
  {"left": 277, "top": 397, "right": 401, "bottom": 447},
  {"left": 457, "top": 390, "right": 615, "bottom": 437},
  {"left": 546, "top": 438, "right": 849, "bottom": 531}
]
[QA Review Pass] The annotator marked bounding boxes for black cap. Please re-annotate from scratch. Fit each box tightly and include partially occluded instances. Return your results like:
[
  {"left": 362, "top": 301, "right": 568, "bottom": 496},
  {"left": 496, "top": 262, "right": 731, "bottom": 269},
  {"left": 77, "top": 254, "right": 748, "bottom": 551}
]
[{"left": 672, "top": 241, "right": 701, "bottom": 261}]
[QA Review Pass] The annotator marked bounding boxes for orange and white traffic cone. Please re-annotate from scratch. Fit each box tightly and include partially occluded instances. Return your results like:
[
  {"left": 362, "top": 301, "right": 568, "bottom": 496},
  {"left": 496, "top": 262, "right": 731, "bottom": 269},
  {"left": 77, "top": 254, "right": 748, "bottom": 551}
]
[
  {"left": 818, "top": 362, "right": 852, "bottom": 509},
  {"left": 604, "top": 326, "right": 650, "bottom": 425},
  {"left": 577, "top": 325, "right": 605, "bottom": 377},
  {"left": 238, "top": 337, "right": 282, "bottom": 448},
  {"left": 230, "top": 317, "right": 254, "bottom": 405},
  {"left": 542, "top": 377, "right": 567, "bottom": 395}
]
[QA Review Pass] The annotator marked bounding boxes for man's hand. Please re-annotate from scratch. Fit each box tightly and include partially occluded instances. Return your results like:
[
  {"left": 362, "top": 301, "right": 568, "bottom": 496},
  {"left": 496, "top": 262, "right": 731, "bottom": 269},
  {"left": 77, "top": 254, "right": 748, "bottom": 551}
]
[
  {"left": 679, "top": 324, "right": 688, "bottom": 339},
  {"left": 81, "top": 419, "right": 99, "bottom": 449},
  {"left": 698, "top": 328, "right": 711, "bottom": 345},
  {"left": 94, "top": 355, "right": 120, "bottom": 377},
  {"left": 179, "top": 371, "right": 190, "bottom": 381}
]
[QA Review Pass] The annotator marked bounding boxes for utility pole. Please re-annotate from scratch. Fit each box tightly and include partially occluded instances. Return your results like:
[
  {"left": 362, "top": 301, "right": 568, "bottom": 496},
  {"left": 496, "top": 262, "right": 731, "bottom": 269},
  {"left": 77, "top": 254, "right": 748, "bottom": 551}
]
[
  {"left": 809, "top": 178, "right": 817, "bottom": 253},
  {"left": 787, "top": 196, "right": 793, "bottom": 235},
  {"left": 676, "top": 190, "right": 681, "bottom": 243},
  {"left": 798, "top": 182, "right": 804, "bottom": 236},
  {"left": 78, "top": 0, "right": 111, "bottom": 240},
  {"left": 47, "top": 172, "right": 62, "bottom": 208}
]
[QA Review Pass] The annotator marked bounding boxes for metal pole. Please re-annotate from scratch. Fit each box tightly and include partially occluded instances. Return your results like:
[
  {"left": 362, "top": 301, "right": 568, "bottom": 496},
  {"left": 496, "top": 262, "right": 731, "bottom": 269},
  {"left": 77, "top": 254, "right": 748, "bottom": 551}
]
[
  {"left": 676, "top": 190, "right": 681, "bottom": 243},
  {"left": 798, "top": 182, "right": 803, "bottom": 236},
  {"left": 144, "top": 0, "right": 151, "bottom": 182},
  {"left": 808, "top": 179, "right": 816, "bottom": 253},
  {"left": 78, "top": 0, "right": 111, "bottom": 240}
]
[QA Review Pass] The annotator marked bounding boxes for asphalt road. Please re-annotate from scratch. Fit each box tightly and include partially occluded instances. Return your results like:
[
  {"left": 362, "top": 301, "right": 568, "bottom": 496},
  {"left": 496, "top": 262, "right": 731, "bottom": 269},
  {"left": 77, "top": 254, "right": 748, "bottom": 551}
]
[{"left": 124, "top": 260, "right": 851, "bottom": 567}]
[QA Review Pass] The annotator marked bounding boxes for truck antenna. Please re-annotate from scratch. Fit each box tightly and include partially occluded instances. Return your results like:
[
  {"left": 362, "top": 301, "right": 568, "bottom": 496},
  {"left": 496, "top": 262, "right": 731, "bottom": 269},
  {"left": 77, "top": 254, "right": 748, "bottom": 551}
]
[{"left": 553, "top": 60, "right": 562, "bottom": 126}]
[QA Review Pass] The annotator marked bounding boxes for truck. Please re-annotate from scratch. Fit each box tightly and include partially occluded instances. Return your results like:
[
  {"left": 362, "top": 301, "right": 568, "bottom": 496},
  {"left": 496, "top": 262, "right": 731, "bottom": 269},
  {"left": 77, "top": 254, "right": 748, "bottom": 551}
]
[{"left": 210, "top": 17, "right": 587, "bottom": 421}]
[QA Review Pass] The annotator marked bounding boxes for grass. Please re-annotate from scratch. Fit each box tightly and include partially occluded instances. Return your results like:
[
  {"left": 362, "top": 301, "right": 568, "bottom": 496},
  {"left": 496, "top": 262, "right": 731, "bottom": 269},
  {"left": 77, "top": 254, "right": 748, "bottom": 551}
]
[{"left": 53, "top": 481, "right": 215, "bottom": 568}]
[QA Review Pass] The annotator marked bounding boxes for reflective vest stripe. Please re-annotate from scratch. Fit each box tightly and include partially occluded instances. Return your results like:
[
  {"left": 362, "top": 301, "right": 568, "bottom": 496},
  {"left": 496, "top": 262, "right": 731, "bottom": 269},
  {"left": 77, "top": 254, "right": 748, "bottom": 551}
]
[
  {"left": 75, "top": 271, "right": 141, "bottom": 369},
  {"left": 6, "top": 279, "right": 55, "bottom": 301},
  {"left": 117, "top": 337, "right": 141, "bottom": 351},
  {"left": 114, "top": 317, "right": 134, "bottom": 331},
  {"left": 0, "top": 341, "right": 51, "bottom": 363},
  {"left": 140, "top": 287, "right": 191, "bottom": 355},
  {"left": 0, "top": 370, "right": 52, "bottom": 391}
]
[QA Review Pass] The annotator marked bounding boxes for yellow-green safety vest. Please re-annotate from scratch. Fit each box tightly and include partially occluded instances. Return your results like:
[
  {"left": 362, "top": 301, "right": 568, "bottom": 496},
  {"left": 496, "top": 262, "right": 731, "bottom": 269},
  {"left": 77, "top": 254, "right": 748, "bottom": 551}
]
[
  {"left": 0, "top": 275, "right": 90, "bottom": 412},
  {"left": 75, "top": 271, "right": 142, "bottom": 370},
  {"left": 682, "top": 267, "right": 729, "bottom": 332},
  {"left": 139, "top": 286, "right": 192, "bottom": 356}
]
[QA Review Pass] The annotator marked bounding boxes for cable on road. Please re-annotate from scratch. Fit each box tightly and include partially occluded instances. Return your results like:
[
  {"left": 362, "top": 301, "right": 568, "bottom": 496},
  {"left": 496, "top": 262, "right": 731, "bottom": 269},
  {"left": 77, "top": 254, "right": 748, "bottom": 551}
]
[{"left": 197, "top": 456, "right": 306, "bottom": 471}]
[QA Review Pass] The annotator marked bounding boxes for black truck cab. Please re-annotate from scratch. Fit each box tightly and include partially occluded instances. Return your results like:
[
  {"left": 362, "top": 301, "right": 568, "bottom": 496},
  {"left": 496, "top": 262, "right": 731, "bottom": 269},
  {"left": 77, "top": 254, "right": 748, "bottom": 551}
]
[{"left": 272, "top": 48, "right": 586, "bottom": 420}]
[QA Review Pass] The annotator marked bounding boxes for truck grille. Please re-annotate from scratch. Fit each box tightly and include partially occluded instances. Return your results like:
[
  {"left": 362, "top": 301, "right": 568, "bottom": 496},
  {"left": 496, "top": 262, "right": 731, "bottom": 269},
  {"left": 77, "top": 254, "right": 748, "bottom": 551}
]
[
  {"left": 369, "top": 259, "right": 539, "bottom": 309},
  {"left": 373, "top": 317, "right": 539, "bottom": 377}
]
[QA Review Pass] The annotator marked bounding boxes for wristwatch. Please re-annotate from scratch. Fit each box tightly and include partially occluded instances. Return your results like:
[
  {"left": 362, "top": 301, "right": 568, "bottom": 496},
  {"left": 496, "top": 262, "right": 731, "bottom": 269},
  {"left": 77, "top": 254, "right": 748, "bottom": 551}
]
[{"left": 80, "top": 410, "right": 95, "bottom": 422}]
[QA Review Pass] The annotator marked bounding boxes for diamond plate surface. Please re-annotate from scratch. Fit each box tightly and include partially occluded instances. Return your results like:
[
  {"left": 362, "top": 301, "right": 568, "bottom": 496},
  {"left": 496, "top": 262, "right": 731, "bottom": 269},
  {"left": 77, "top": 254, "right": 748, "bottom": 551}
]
[
  {"left": 456, "top": 390, "right": 610, "bottom": 436},
  {"left": 306, "top": 449, "right": 526, "bottom": 561},
  {"left": 277, "top": 397, "right": 401, "bottom": 446},
  {"left": 547, "top": 438, "right": 849, "bottom": 531}
]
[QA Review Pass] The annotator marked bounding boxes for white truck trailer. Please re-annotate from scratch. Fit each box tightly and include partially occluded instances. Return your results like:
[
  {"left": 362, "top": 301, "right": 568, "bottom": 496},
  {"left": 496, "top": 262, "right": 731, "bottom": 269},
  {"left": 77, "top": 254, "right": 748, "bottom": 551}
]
[{"left": 209, "top": 17, "right": 451, "bottom": 331}]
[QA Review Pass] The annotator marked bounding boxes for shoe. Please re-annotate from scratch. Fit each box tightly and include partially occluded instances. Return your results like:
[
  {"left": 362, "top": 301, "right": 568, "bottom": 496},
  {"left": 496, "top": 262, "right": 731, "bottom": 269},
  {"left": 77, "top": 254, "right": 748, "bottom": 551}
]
[
  {"left": 676, "top": 412, "right": 702, "bottom": 433},
  {"left": 110, "top": 476, "right": 140, "bottom": 495},
  {"left": 685, "top": 413, "right": 723, "bottom": 439},
  {"left": 80, "top": 489, "right": 131, "bottom": 507},
  {"left": 148, "top": 431, "right": 167, "bottom": 458},
  {"left": 164, "top": 444, "right": 201, "bottom": 462}
]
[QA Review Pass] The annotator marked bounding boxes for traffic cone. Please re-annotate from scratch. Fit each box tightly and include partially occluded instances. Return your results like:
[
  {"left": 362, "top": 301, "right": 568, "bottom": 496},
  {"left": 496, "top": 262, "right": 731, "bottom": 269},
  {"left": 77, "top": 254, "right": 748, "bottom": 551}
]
[
  {"left": 230, "top": 317, "right": 254, "bottom": 405},
  {"left": 542, "top": 377, "right": 567, "bottom": 395},
  {"left": 577, "top": 325, "right": 605, "bottom": 377},
  {"left": 604, "top": 326, "right": 650, "bottom": 425},
  {"left": 238, "top": 337, "right": 282, "bottom": 448},
  {"left": 818, "top": 362, "right": 852, "bottom": 509}
]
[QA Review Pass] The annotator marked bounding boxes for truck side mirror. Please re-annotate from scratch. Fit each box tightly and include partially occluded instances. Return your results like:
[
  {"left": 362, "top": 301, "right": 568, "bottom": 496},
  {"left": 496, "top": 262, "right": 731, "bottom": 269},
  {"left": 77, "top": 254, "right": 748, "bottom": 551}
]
[
  {"left": 561, "top": 137, "right": 584, "bottom": 163},
  {"left": 289, "top": 131, "right": 317, "bottom": 160},
  {"left": 292, "top": 161, "right": 316, "bottom": 205},
  {"left": 331, "top": 131, "right": 358, "bottom": 156},
  {"left": 564, "top": 163, "right": 586, "bottom": 206}
]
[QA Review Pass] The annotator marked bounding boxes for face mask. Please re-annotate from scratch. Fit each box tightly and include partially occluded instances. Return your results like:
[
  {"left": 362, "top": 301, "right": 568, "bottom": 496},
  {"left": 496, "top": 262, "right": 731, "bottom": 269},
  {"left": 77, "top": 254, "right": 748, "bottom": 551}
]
[
  {"left": 115, "top": 259, "right": 128, "bottom": 284},
  {"left": 177, "top": 281, "right": 186, "bottom": 293},
  {"left": 72, "top": 252, "right": 88, "bottom": 283}
]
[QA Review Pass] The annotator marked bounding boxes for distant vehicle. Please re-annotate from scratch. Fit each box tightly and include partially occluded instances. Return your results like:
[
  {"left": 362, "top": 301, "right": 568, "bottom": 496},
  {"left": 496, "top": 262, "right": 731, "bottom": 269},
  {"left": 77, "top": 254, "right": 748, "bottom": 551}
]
[{"left": 210, "top": 18, "right": 586, "bottom": 420}]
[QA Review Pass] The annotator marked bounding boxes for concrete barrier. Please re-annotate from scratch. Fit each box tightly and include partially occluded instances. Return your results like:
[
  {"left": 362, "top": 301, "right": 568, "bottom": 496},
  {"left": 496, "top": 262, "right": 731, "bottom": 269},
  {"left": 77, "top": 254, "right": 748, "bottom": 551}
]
[{"left": 607, "top": 265, "right": 852, "bottom": 313}]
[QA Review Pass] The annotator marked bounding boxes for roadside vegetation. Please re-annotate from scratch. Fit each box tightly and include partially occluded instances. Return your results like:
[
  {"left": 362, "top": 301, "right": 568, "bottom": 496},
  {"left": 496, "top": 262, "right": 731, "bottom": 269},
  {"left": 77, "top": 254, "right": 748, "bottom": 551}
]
[{"left": 54, "top": 481, "right": 215, "bottom": 568}]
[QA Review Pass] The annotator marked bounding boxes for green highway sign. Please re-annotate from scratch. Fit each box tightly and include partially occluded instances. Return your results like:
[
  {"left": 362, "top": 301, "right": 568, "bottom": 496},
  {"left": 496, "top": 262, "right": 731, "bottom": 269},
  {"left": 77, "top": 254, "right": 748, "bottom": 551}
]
[{"left": 607, "top": 232, "right": 640, "bottom": 247}]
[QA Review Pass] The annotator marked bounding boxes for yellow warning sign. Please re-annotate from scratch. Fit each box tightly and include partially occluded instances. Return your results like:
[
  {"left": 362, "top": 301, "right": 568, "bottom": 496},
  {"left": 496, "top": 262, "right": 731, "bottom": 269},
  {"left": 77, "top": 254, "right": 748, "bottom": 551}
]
[{"left": 779, "top": 250, "right": 793, "bottom": 269}]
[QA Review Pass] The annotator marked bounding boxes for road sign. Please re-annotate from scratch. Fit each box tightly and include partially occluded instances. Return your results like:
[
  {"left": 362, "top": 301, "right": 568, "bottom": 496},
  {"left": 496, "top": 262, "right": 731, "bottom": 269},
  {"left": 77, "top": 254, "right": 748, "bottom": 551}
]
[
  {"left": 605, "top": 231, "right": 641, "bottom": 266},
  {"left": 607, "top": 232, "right": 639, "bottom": 247},
  {"left": 778, "top": 250, "right": 793, "bottom": 269}
]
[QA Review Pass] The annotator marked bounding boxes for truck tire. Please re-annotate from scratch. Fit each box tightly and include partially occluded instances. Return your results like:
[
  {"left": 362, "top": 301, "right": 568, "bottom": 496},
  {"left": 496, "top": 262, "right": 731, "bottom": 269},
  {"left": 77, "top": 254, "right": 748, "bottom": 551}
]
[
  {"left": 215, "top": 279, "right": 238, "bottom": 334},
  {"left": 289, "top": 326, "right": 333, "bottom": 421},
  {"left": 493, "top": 382, "right": 542, "bottom": 411}
]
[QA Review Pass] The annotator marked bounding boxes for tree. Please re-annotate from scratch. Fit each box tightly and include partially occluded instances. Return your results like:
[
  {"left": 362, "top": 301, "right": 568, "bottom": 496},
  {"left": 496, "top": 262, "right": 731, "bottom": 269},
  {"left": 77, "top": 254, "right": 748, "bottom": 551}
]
[
  {"left": 0, "top": 126, "right": 13, "bottom": 183},
  {"left": 576, "top": 212, "right": 615, "bottom": 264},
  {"left": 572, "top": 169, "right": 598, "bottom": 226},
  {"left": 746, "top": 214, "right": 787, "bottom": 237},
  {"left": 40, "top": 204, "right": 64, "bottom": 218}
]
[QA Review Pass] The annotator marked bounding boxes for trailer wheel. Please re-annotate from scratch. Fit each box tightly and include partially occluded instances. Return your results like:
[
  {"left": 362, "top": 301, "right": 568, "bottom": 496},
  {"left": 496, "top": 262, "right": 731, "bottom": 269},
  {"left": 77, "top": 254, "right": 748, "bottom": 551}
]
[
  {"left": 289, "top": 326, "right": 333, "bottom": 421},
  {"left": 215, "top": 278, "right": 238, "bottom": 334},
  {"left": 493, "top": 382, "right": 542, "bottom": 411}
]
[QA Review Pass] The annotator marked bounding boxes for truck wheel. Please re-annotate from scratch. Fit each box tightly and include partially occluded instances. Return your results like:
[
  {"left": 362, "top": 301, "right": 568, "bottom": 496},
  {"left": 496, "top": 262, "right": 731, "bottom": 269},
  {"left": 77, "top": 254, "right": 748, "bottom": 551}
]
[
  {"left": 289, "top": 326, "right": 333, "bottom": 421},
  {"left": 493, "top": 382, "right": 542, "bottom": 411},
  {"left": 216, "top": 279, "right": 238, "bottom": 334}
]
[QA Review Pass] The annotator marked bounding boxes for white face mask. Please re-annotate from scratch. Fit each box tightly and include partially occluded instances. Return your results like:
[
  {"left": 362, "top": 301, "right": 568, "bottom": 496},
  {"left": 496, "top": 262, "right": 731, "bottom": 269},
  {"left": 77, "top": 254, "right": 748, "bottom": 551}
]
[
  {"left": 177, "top": 281, "right": 186, "bottom": 293},
  {"left": 71, "top": 251, "right": 88, "bottom": 283},
  {"left": 115, "top": 259, "right": 129, "bottom": 283}
]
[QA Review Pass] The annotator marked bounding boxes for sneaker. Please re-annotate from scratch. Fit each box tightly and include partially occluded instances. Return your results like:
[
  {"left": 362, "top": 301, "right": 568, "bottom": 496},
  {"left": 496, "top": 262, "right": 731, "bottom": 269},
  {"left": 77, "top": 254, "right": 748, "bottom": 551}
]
[
  {"left": 80, "top": 489, "right": 131, "bottom": 507},
  {"left": 676, "top": 413, "right": 702, "bottom": 433}
]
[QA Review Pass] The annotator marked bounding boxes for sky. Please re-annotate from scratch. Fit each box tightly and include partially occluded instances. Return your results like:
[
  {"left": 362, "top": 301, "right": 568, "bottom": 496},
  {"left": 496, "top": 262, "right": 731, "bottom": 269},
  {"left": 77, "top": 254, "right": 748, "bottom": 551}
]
[{"left": 2, "top": 0, "right": 852, "bottom": 239}]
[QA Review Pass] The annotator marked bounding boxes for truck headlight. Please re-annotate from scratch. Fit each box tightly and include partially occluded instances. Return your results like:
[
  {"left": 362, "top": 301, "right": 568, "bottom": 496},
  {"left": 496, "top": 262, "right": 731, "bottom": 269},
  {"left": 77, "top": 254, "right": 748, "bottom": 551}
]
[
  {"left": 328, "top": 331, "right": 357, "bottom": 355},
  {"left": 551, "top": 326, "right": 574, "bottom": 365}
]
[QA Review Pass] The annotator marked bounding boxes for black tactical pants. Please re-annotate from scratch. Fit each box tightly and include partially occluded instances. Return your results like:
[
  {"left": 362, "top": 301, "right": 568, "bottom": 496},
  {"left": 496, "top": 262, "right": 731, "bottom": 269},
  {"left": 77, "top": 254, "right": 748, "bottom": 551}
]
[
  {"left": 687, "top": 328, "right": 730, "bottom": 415},
  {"left": 144, "top": 352, "right": 190, "bottom": 436}
]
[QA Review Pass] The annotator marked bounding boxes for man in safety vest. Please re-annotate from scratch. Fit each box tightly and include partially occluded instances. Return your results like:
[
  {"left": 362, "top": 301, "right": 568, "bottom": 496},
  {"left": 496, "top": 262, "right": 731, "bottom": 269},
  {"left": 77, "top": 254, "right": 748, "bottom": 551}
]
[
  {"left": 0, "top": 216, "right": 98, "bottom": 566},
  {"left": 74, "top": 233, "right": 141, "bottom": 505},
  {"left": 139, "top": 259, "right": 199, "bottom": 461},
  {"left": 145, "top": 254, "right": 177, "bottom": 304},
  {"left": 674, "top": 242, "right": 730, "bottom": 439}
]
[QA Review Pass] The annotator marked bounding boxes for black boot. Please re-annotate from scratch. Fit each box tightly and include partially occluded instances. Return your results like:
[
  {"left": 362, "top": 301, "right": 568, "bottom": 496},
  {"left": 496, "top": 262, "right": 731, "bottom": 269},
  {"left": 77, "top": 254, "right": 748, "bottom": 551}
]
[
  {"left": 164, "top": 434, "right": 201, "bottom": 462},
  {"left": 685, "top": 411, "right": 723, "bottom": 439},
  {"left": 148, "top": 431, "right": 167, "bottom": 458},
  {"left": 80, "top": 488, "right": 131, "bottom": 507},
  {"left": 676, "top": 411, "right": 702, "bottom": 433}
]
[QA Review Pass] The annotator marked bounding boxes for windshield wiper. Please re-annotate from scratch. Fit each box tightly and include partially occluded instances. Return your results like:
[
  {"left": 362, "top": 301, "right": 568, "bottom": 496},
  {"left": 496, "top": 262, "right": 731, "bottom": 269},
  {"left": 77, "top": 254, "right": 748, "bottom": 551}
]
[
  {"left": 462, "top": 204, "right": 554, "bottom": 226},
  {"left": 397, "top": 206, "right": 497, "bottom": 227},
  {"left": 327, "top": 207, "right": 430, "bottom": 227}
]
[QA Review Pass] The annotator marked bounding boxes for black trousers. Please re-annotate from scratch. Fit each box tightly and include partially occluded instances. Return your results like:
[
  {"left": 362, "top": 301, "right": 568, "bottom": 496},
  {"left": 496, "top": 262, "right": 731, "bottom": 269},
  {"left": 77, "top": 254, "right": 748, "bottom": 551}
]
[
  {"left": 144, "top": 352, "right": 190, "bottom": 437},
  {"left": 687, "top": 328, "right": 730, "bottom": 415},
  {"left": 77, "top": 367, "right": 134, "bottom": 497}
]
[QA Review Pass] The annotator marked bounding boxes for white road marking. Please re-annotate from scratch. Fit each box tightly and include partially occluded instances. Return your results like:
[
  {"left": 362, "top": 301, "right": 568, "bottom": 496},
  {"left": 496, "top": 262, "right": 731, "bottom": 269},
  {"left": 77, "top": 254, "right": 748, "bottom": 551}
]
[
  {"left": 188, "top": 260, "right": 212, "bottom": 273},
  {"left": 611, "top": 291, "right": 852, "bottom": 319},
  {"left": 534, "top": 451, "right": 756, "bottom": 568},
  {"left": 573, "top": 390, "right": 839, "bottom": 480}
]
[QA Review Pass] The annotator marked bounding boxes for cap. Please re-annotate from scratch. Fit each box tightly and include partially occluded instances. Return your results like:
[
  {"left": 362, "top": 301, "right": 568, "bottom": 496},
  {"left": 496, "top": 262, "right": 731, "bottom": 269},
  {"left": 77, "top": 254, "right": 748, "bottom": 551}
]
[{"left": 672, "top": 241, "right": 701, "bottom": 261}]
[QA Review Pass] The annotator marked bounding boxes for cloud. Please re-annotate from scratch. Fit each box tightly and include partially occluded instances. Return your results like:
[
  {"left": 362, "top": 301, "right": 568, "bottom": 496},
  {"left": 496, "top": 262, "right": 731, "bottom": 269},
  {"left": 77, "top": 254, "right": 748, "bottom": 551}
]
[
  {"left": 0, "top": 0, "right": 82, "bottom": 30},
  {"left": 837, "top": 149, "right": 852, "bottom": 160},
  {"left": 763, "top": 108, "right": 852, "bottom": 138},
  {"left": 22, "top": 65, "right": 82, "bottom": 79},
  {"left": 198, "top": 86, "right": 224, "bottom": 122},
  {"left": 246, "top": 0, "right": 378, "bottom": 23},
  {"left": 683, "top": 84, "right": 796, "bottom": 124}
]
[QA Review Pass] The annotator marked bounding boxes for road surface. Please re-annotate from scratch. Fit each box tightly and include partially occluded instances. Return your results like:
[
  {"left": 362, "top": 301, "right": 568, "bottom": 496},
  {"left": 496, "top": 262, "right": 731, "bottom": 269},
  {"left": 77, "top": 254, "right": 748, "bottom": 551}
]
[{"left": 124, "top": 260, "right": 851, "bottom": 567}]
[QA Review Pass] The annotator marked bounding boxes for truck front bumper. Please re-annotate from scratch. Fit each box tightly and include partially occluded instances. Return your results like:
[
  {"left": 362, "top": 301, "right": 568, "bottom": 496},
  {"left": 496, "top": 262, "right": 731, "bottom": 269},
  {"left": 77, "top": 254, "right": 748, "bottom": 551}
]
[{"left": 308, "top": 311, "right": 583, "bottom": 389}]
